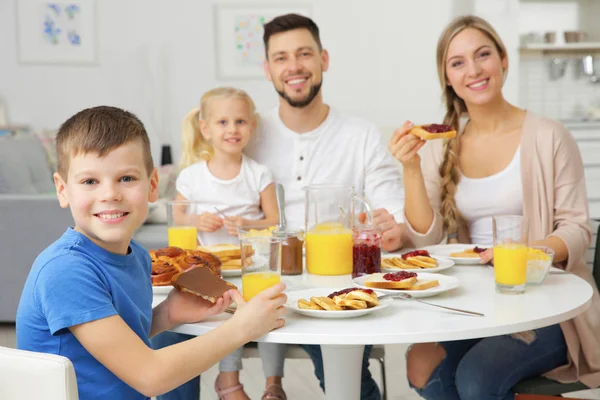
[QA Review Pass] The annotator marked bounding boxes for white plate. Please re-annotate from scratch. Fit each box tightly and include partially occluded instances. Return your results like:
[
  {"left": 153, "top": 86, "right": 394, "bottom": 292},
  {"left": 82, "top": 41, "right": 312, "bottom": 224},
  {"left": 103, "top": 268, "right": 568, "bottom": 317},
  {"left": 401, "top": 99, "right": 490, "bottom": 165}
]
[
  {"left": 381, "top": 254, "right": 455, "bottom": 273},
  {"left": 352, "top": 273, "right": 460, "bottom": 298},
  {"left": 152, "top": 285, "right": 173, "bottom": 295},
  {"left": 419, "top": 244, "right": 490, "bottom": 265},
  {"left": 287, "top": 288, "right": 394, "bottom": 319},
  {"left": 221, "top": 269, "right": 242, "bottom": 278}
]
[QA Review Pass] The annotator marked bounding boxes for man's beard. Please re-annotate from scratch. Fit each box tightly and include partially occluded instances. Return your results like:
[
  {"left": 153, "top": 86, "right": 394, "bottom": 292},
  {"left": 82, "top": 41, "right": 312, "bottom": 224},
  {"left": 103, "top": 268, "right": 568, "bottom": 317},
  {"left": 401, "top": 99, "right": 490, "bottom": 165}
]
[{"left": 276, "top": 80, "right": 323, "bottom": 108}]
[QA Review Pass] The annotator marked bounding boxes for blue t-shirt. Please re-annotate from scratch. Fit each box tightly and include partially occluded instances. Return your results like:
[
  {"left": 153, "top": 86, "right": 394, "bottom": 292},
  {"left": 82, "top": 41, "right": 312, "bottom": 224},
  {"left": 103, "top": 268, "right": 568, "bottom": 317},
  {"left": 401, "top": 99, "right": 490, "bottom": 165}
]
[{"left": 16, "top": 228, "right": 153, "bottom": 400}]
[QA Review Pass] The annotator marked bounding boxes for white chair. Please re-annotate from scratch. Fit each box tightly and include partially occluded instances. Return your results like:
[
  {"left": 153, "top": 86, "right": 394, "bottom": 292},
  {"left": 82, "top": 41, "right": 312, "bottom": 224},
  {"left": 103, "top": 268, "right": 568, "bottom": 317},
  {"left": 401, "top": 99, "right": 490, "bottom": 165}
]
[{"left": 0, "top": 346, "right": 79, "bottom": 400}]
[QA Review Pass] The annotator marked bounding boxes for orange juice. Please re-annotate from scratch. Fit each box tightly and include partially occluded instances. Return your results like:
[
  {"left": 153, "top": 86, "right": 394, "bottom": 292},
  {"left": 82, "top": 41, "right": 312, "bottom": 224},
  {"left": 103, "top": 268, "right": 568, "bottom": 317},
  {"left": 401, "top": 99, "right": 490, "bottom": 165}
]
[
  {"left": 305, "top": 223, "right": 353, "bottom": 275},
  {"left": 168, "top": 226, "right": 197, "bottom": 250},
  {"left": 242, "top": 272, "right": 281, "bottom": 301},
  {"left": 494, "top": 244, "right": 528, "bottom": 285}
]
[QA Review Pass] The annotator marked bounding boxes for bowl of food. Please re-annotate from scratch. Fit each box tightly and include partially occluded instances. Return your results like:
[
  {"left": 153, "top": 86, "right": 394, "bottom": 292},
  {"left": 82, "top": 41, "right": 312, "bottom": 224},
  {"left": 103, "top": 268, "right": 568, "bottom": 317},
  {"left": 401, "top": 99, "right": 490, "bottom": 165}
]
[{"left": 526, "top": 246, "right": 554, "bottom": 285}]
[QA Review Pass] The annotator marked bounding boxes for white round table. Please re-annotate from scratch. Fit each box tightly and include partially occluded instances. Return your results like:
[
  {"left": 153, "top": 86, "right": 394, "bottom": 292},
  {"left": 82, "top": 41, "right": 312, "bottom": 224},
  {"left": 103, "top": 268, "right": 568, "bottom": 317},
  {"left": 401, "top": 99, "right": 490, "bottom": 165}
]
[{"left": 153, "top": 266, "right": 593, "bottom": 400}]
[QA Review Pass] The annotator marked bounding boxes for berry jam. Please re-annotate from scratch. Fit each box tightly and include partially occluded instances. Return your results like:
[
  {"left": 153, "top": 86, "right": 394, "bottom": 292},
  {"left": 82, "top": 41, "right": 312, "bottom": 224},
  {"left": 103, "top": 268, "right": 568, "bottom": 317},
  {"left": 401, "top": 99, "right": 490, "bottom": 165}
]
[
  {"left": 473, "top": 246, "right": 487, "bottom": 253},
  {"left": 401, "top": 250, "right": 431, "bottom": 260},
  {"left": 382, "top": 271, "right": 418, "bottom": 281},
  {"left": 422, "top": 124, "right": 453, "bottom": 133},
  {"left": 327, "top": 288, "right": 374, "bottom": 299},
  {"left": 352, "top": 226, "right": 382, "bottom": 278}
]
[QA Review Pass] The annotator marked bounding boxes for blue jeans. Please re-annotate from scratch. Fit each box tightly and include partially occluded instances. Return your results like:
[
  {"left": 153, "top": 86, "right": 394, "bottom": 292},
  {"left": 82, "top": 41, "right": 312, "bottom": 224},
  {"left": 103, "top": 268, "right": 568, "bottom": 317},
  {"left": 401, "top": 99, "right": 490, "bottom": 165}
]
[
  {"left": 410, "top": 324, "right": 568, "bottom": 400},
  {"left": 151, "top": 332, "right": 199, "bottom": 400},
  {"left": 301, "top": 344, "right": 381, "bottom": 400}
]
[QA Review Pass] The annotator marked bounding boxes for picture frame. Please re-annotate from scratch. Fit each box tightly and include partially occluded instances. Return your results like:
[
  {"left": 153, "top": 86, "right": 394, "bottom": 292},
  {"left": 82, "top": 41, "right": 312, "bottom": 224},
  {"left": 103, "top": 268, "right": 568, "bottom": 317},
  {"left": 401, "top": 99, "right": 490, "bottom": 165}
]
[
  {"left": 213, "top": 3, "right": 312, "bottom": 80},
  {"left": 16, "top": 0, "right": 97, "bottom": 65}
]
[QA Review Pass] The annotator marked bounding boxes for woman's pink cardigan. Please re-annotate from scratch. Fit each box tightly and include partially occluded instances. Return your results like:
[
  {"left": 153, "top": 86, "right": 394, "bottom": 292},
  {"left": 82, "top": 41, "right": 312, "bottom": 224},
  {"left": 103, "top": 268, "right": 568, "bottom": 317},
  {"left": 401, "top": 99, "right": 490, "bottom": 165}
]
[{"left": 405, "top": 111, "right": 600, "bottom": 387}]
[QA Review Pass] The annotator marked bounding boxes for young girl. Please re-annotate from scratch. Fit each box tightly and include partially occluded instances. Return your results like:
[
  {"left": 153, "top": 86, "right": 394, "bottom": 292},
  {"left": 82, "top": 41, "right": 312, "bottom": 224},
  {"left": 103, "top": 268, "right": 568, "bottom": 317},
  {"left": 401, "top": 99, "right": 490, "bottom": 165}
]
[
  {"left": 389, "top": 15, "right": 600, "bottom": 399},
  {"left": 152, "top": 87, "right": 288, "bottom": 400}
]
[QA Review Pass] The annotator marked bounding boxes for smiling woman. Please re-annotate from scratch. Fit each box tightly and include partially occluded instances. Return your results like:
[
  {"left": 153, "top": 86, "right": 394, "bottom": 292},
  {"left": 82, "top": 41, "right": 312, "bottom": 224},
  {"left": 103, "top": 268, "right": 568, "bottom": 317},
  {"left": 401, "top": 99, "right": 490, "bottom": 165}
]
[{"left": 385, "top": 15, "right": 600, "bottom": 400}]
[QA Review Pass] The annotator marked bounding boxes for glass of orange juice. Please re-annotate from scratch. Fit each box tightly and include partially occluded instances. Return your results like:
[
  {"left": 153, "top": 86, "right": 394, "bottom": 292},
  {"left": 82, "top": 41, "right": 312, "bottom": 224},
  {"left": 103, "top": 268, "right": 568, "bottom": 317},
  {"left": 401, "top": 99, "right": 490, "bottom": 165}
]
[
  {"left": 167, "top": 200, "right": 199, "bottom": 250},
  {"left": 238, "top": 228, "right": 282, "bottom": 301},
  {"left": 493, "top": 215, "right": 529, "bottom": 294}
]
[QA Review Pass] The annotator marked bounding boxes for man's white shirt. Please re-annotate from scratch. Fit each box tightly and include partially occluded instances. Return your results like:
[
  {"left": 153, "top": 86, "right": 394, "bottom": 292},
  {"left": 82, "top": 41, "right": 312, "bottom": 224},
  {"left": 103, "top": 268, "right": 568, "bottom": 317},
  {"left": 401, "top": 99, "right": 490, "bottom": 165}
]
[{"left": 245, "top": 106, "right": 405, "bottom": 230}]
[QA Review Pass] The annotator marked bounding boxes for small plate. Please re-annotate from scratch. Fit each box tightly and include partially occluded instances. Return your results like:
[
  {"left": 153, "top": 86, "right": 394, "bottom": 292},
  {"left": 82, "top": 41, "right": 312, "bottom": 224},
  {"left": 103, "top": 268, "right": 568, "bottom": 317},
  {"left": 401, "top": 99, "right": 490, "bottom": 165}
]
[
  {"left": 222, "top": 269, "right": 242, "bottom": 278},
  {"left": 353, "top": 273, "right": 460, "bottom": 298},
  {"left": 419, "top": 244, "right": 490, "bottom": 265},
  {"left": 381, "top": 254, "right": 455, "bottom": 273},
  {"left": 286, "top": 288, "right": 394, "bottom": 319},
  {"left": 152, "top": 285, "right": 173, "bottom": 295}
]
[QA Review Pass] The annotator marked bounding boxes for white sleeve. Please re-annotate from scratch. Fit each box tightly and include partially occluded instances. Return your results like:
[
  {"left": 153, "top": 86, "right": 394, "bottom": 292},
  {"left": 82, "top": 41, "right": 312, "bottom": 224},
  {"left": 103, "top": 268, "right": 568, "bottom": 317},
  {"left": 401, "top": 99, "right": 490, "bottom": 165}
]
[
  {"left": 175, "top": 166, "right": 193, "bottom": 199},
  {"left": 363, "top": 126, "right": 406, "bottom": 223},
  {"left": 253, "top": 162, "right": 274, "bottom": 193}
]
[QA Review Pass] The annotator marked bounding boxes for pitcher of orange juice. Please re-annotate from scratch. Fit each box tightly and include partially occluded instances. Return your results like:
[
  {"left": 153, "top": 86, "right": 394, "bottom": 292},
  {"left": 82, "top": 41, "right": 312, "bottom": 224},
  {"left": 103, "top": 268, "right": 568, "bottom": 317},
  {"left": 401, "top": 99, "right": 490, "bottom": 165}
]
[{"left": 304, "top": 184, "right": 372, "bottom": 275}]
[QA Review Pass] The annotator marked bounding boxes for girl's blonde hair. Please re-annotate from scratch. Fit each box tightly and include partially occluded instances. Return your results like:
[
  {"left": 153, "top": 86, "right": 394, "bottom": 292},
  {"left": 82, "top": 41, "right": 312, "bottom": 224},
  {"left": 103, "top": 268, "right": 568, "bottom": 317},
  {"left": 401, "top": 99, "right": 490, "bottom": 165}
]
[
  {"left": 435, "top": 15, "right": 507, "bottom": 241},
  {"left": 180, "top": 87, "right": 257, "bottom": 169}
]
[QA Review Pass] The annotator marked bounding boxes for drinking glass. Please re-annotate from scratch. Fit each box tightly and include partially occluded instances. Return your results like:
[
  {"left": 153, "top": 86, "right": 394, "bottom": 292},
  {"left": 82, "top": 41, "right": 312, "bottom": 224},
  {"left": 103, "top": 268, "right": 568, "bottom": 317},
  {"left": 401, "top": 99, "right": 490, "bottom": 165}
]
[
  {"left": 238, "top": 228, "right": 282, "bottom": 301},
  {"left": 493, "top": 215, "right": 529, "bottom": 294},
  {"left": 167, "top": 200, "right": 199, "bottom": 250}
]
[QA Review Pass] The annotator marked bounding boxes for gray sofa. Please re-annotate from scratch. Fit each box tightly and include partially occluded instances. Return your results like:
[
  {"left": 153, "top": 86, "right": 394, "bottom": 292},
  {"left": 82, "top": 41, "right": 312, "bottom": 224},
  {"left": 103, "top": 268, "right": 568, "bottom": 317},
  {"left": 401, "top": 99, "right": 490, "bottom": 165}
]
[{"left": 0, "top": 134, "right": 167, "bottom": 322}]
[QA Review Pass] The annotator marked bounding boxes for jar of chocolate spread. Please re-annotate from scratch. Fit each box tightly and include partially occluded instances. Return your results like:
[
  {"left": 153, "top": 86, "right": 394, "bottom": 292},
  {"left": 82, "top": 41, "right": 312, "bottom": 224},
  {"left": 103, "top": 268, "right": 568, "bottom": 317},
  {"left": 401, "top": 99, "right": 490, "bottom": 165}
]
[{"left": 280, "top": 229, "right": 304, "bottom": 275}]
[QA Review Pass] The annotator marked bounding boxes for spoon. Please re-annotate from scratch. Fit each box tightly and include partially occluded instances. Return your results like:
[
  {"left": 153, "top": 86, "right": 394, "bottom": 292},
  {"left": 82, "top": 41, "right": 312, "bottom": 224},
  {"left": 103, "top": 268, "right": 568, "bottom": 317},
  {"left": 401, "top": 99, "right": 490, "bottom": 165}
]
[{"left": 274, "top": 184, "right": 287, "bottom": 238}]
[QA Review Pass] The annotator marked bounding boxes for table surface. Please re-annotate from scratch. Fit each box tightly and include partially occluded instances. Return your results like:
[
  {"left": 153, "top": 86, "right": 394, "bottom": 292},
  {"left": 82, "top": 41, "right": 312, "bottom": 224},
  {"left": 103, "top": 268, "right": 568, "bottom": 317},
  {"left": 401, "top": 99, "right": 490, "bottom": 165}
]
[{"left": 154, "top": 265, "right": 593, "bottom": 345}]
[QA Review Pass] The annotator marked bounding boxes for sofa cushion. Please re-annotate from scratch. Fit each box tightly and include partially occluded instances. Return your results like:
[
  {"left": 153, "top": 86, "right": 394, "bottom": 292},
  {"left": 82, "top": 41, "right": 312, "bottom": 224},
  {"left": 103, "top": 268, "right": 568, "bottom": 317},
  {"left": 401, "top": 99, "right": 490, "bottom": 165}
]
[{"left": 0, "top": 135, "right": 54, "bottom": 194}]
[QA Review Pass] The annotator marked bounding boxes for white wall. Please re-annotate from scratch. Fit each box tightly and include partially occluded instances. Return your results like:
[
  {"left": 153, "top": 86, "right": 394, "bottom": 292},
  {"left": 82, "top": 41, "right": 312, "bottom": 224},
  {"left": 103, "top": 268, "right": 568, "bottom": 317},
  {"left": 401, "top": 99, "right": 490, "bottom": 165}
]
[{"left": 0, "top": 0, "right": 522, "bottom": 163}]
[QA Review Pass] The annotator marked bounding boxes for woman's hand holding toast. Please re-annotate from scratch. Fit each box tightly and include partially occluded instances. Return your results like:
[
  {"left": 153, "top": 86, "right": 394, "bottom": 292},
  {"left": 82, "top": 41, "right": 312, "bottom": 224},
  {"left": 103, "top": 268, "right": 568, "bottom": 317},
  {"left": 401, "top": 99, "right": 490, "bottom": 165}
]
[{"left": 388, "top": 121, "right": 426, "bottom": 171}]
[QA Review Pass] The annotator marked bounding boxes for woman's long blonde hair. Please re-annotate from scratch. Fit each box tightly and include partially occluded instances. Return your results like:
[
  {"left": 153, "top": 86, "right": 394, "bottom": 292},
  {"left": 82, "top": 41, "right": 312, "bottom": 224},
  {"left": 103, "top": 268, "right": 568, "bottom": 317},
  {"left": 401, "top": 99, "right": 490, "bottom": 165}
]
[
  {"left": 436, "top": 15, "right": 508, "bottom": 241},
  {"left": 180, "top": 87, "right": 257, "bottom": 169}
]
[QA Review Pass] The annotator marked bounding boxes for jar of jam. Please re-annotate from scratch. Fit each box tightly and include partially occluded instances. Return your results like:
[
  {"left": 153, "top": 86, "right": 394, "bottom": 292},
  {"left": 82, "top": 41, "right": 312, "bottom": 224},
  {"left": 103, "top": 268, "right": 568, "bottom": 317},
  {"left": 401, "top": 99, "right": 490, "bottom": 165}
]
[
  {"left": 281, "top": 229, "right": 304, "bottom": 275},
  {"left": 352, "top": 225, "right": 381, "bottom": 278}
]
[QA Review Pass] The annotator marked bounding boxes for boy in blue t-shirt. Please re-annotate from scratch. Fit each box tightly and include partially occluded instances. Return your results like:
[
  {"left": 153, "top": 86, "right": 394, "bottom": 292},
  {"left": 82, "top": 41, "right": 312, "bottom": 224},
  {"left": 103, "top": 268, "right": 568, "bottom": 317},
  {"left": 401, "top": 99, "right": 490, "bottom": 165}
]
[{"left": 16, "top": 106, "right": 287, "bottom": 400}]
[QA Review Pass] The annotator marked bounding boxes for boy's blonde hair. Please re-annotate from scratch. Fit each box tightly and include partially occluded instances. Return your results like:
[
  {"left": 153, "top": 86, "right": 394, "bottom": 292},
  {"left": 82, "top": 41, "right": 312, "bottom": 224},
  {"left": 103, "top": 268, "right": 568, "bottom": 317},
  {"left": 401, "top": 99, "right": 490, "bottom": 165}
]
[
  {"left": 435, "top": 15, "right": 507, "bottom": 241},
  {"left": 180, "top": 87, "right": 257, "bottom": 170},
  {"left": 56, "top": 106, "right": 154, "bottom": 180}
]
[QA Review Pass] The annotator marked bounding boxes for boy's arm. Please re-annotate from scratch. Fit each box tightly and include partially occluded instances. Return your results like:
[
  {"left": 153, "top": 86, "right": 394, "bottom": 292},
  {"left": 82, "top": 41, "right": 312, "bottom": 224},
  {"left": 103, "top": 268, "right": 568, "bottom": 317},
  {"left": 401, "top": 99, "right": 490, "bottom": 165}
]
[{"left": 70, "top": 284, "right": 286, "bottom": 398}]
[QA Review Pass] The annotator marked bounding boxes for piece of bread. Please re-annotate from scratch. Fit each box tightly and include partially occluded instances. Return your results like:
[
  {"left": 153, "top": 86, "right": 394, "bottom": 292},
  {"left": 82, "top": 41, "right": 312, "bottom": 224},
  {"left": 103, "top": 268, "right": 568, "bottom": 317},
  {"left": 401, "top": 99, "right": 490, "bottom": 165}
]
[
  {"left": 405, "top": 255, "right": 438, "bottom": 269},
  {"left": 197, "top": 244, "right": 241, "bottom": 258},
  {"left": 345, "top": 290, "right": 379, "bottom": 307},
  {"left": 298, "top": 299, "right": 322, "bottom": 310},
  {"left": 449, "top": 250, "right": 480, "bottom": 258},
  {"left": 410, "top": 124, "right": 457, "bottom": 140},
  {"left": 171, "top": 267, "right": 237, "bottom": 303},
  {"left": 311, "top": 296, "right": 343, "bottom": 311},
  {"left": 364, "top": 273, "right": 418, "bottom": 289},
  {"left": 408, "top": 280, "right": 440, "bottom": 290}
]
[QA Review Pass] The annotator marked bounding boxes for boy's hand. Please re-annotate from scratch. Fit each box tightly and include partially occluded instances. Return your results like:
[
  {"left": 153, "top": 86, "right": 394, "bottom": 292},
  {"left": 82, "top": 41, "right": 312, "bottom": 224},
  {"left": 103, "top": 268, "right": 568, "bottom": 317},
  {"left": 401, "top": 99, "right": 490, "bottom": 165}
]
[
  {"left": 224, "top": 216, "right": 245, "bottom": 236},
  {"left": 197, "top": 212, "right": 224, "bottom": 232},
  {"left": 228, "top": 283, "right": 287, "bottom": 342},
  {"left": 164, "top": 288, "right": 234, "bottom": 326}
]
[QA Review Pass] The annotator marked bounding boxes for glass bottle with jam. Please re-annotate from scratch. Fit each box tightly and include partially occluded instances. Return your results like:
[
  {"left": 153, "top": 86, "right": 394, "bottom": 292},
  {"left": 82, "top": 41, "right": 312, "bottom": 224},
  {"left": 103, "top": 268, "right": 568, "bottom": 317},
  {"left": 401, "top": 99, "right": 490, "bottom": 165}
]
[{"left": 352, "top": 225, "right": 382, "bottom": 278}]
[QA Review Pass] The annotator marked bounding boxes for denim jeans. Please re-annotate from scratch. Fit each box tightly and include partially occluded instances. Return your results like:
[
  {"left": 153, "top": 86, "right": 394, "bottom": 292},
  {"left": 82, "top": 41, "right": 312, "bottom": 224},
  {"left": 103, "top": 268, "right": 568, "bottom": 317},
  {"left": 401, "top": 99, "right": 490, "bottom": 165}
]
[
  {"left": 151, "top": 331, "right": 199, "bottom": 400},
  {"left": 410, "top": 324, "right": 568, "bottom": 400},
  {"left": 301, "top": 344, "right": 381, "bottom": 400}
]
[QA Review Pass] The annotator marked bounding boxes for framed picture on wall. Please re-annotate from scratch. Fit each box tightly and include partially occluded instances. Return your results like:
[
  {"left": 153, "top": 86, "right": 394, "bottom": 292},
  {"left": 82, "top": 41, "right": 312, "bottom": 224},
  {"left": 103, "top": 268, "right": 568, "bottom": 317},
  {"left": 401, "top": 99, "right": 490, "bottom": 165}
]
[
  {"left": 16, "top": 0, "right": 97, "bottom": 64},
  {"left": 213, "top": 3, "right": 311, "bottom": 80}
]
